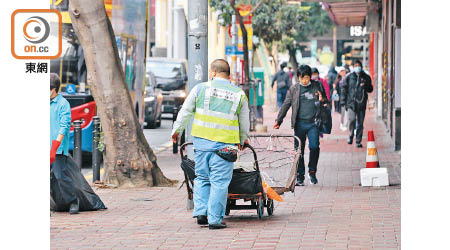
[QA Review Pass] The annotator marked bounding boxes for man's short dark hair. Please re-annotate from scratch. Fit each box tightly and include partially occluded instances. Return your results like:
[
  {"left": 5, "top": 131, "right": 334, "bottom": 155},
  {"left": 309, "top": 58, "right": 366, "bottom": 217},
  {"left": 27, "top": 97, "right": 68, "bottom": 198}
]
[
  {"left": 280, "top": 62, "right": 287, "bottom": 69},
  {"left": 211, "top": 59, "right": 230, "bottom": 76},
  {"left": 311, "top": 67, "right": 319, "bottom": 74},
  {"left": 353, "top": 60, "right": 362, "bottom": 66},
  {"left": 50, "top": 73, "right": 61, "bottom": 93},
  {"left": 297, "top": 65, "right": 312, "bottom": 77}
]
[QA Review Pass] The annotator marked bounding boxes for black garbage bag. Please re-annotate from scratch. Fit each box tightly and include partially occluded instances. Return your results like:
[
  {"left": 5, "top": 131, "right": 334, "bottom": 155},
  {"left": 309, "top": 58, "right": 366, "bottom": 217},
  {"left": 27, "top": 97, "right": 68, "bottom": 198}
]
[
  {"left": 51, "top": 155, "right": 107, "bottom": 212},
  {"left": 228, "top": 169, "right": 263, "bottom": 194}
]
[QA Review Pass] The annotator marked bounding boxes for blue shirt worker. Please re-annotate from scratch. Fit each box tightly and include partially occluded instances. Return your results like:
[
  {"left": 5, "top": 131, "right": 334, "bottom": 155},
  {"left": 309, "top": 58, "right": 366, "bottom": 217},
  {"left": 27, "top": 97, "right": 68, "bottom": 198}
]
[
  {"left": 171, "top": 59, "right": 250, "bottom": 229},
  {"left": 50, "top": 73, "right": 79, "bottom": 214}
]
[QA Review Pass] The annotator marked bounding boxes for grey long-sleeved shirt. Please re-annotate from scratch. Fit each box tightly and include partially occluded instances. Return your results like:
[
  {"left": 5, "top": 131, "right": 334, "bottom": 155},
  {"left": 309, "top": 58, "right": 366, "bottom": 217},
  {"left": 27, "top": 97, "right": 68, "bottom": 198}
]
[{"left": 171, "top": 78, "right": 250, "bottom": 145}]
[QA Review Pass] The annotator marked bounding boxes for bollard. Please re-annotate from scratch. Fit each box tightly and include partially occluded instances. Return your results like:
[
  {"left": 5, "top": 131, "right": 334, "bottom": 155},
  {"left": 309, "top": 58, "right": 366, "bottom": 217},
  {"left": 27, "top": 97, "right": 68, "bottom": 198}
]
[
  {"left": 92, "top": 116, "right": 101, "bottom": 183},
  {"left": 249, "top": 80, "right": 257, "bottom": 131},
  {"left": 73, "top": 120, "right": 82, "bottom": 170},
  {"left": 173, "top": 107, "right": 179, "bottom": 154}
]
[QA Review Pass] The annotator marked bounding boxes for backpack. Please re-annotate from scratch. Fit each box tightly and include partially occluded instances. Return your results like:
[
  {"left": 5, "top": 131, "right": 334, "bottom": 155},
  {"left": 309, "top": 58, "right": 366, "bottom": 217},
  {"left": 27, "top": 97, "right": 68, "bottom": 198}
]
[{"left": 313, "top": 82, "right": 332, "bottom": 134}]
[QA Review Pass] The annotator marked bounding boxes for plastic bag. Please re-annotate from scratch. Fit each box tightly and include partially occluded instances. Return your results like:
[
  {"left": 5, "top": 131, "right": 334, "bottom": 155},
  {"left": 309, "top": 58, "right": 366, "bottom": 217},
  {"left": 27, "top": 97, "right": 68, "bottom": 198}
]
[
  {"left": 50, "top": 155, "right": 107, "bottom": 212},
  {"left": 228, "top": 169, "right": 263, "bottom": 194}
]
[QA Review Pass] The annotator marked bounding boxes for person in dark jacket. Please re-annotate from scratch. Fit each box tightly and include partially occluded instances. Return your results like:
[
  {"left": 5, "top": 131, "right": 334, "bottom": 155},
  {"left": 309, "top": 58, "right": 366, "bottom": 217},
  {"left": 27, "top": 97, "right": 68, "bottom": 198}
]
[
  {"left": 272, "top": 62, "right": 291, "bottom": 108},
  {"left": 340, "top": 60, "right": 373, "bottom": 148},
  {"left": 327, "top": 65, "right": 337, "bottom": 109},
  {"left": 273, "top": 65, "right": 328, "bottom": 186}
]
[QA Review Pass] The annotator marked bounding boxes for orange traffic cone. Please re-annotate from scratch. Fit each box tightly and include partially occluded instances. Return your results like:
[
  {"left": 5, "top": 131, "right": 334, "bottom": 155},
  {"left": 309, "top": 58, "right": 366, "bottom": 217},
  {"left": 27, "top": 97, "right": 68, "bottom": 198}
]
[{"left": 366, "top": 130, "right": 380, "bottom": 168}]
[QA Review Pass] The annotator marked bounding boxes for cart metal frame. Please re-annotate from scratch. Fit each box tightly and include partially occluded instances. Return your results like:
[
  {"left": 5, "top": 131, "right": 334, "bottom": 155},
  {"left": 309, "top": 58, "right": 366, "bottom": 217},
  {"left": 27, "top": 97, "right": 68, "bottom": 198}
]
[{"left": 179, "top": 134, "right": 301, "bottom": 219}]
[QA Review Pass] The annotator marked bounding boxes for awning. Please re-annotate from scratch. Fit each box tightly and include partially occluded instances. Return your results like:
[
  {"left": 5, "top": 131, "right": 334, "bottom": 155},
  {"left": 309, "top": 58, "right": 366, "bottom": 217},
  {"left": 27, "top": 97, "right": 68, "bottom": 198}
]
[{"left": 321, "top": 0, "right": 369, "bottom": 26}]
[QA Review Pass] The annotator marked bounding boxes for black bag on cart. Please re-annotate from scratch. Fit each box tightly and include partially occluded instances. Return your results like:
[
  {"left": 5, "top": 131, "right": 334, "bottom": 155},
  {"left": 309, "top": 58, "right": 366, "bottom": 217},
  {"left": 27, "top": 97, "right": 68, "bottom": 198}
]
[
  {"left": 228, "top": 169, "right": 263, "bottom": 195},
  {"left": 51, "top": 155, "right": 107, "bottom": 212}
]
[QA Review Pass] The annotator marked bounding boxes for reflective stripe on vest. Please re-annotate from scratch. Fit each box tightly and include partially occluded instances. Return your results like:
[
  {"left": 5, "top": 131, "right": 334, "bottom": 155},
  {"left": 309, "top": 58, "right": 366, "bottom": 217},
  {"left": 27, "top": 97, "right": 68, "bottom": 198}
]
[{"left": 191, "top": 81, "right": 243, "bottom": 144}]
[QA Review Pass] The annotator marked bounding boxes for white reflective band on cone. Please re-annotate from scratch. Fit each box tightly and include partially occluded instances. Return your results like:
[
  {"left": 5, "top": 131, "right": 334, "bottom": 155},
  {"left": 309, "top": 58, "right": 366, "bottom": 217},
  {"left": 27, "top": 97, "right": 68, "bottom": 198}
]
[
  {"left": 366, "top": 155, "right": 379, "bottom": 162},
  {"left": 367, "top": 141, "right": 376, "bottom": 148}
]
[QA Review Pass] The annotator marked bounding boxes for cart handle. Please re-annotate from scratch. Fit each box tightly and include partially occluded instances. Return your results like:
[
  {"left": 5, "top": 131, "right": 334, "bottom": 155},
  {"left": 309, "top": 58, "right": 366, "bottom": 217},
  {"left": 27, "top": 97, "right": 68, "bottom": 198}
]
[
  {"left": 180, "top": 142, "right": 193, "bottom": 159},
  {"left": 179, "top": 142, "right": 258, "bottom": 163}
]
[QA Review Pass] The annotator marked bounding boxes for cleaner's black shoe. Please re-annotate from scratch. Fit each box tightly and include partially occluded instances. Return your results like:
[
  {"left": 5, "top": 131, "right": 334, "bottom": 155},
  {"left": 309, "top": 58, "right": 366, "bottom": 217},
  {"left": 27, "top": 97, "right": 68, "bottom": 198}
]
[
  {"left": 197, "top": 215, "right": 208, "bottom": 225},
  {"left": 209, "top": 222, "right": 227, "bottom": 229}
]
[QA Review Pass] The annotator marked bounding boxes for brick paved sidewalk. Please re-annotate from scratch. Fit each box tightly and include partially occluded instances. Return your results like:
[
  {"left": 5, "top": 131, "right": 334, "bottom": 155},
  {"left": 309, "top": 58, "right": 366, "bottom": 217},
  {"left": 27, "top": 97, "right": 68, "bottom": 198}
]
[{"left": 51, "top": 104, "right": 401, "bottom": 250}]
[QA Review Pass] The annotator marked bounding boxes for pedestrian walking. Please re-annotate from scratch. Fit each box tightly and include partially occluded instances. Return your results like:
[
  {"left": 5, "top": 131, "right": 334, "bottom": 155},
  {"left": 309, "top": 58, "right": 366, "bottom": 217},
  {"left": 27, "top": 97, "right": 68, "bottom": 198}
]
[
  {"left": 271, "top": 62, "right": 291, "bottom": 108},
  {"left": 333, "top": 67, "right": 349, "bottom": 132},
  {"left": 171, "top": 59, "right": 250, "bottom": 229},
  {"left": 327, "top": 65, "right": 337, "bottom": 110},
  {"left": 340, "top": 60, "right": 373, "bottom": 148},
  {"left": 50, "top": 73, "right": 79, "bottom": 214},
  {"left": 273, "top": 65, "right": 328, "bottom": 186},
  {"left": 311, "top": 67, "right": 330, "bottom": 104}
]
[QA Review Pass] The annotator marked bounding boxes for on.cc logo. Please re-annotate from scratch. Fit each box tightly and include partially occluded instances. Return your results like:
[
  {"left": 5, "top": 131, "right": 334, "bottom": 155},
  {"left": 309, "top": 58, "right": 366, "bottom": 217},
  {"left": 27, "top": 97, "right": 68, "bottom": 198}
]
[{"left": 23, "top": 16, "right": 50, "bottom": 44}]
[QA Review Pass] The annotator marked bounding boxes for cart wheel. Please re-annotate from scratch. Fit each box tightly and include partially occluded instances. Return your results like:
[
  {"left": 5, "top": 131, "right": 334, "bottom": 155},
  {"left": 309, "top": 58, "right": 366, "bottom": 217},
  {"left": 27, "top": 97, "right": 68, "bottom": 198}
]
[
  {"left": 225, "top": 207, "right": 230, "bottom": 216},
  {"left": 225, "top": 203, "right": 231, "bottom": 216},
  {"left": 267, "top": 199, "right": 274, "bottom": 216},
  {"left": 257, "top": 200, "right": 264, "bottom": 219},
  {"left": 225, "top": 199, "right": 235, "bottom": 216}
]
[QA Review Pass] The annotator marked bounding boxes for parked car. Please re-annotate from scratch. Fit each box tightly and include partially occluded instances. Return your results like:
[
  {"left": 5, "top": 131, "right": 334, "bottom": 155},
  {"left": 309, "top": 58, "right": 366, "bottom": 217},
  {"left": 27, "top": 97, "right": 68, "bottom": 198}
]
[
  {"left": 144, "top": 72, "right": 163, "bottom": 129},
  {"left": 146, "top": 57, "right": 188, "bottom": 115}
]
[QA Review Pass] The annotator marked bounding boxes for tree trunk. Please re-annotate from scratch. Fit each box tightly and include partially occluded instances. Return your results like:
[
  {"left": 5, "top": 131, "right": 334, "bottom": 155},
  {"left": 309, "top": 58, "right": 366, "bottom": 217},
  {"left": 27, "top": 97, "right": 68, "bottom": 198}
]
[
  {"left": 231, "top": 2, "right": 250, "bottom": 98},
  {"left": 288, "top": 46, "right": 299, "bottom": 78},
  {"left": 69, "top": 0, "right": 173, "bottom": 188},
  {"left": 271, "top": 42, "right": 279, "bottom": 71}
]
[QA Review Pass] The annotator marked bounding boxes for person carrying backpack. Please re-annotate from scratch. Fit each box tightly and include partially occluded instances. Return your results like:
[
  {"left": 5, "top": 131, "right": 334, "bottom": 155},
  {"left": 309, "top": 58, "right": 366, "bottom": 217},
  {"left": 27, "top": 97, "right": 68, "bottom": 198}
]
[
  {"left": 271, "top": 62, "right": 291, "bottom": 108},
  {"left": 340, "top": 60, "right": 373, "bottom": 148}
]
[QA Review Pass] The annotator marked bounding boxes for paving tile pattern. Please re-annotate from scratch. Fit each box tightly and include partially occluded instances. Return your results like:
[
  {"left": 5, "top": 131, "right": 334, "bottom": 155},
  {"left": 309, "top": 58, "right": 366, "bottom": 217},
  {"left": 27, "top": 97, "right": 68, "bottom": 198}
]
[{"left": 51, "top": 104, "right": 400, "bottom": 250}]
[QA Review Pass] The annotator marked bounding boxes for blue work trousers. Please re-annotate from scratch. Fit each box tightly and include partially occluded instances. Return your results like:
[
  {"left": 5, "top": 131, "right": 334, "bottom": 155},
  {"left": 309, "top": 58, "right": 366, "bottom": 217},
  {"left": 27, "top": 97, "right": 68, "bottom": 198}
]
[{"left": 193, "top": 150, "right": 233, "bottom": 225}]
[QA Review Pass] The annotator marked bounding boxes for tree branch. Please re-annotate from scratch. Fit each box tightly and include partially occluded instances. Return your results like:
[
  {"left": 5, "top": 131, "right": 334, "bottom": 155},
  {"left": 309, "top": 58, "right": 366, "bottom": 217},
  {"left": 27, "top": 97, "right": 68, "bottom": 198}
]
[{"left": 242, "top": 0, "right": 265, "bottom": 17}]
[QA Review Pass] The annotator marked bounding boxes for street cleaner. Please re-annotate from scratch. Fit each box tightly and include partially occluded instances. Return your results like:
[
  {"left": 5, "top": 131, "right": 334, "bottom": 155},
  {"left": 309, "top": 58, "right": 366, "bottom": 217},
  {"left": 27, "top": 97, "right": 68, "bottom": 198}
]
[
  {"left": 171, "top": 59, "right": 250, "bottom": 229},
  {"left": 50, "top": 73, "right": 79, "bottom": 214},
  {"left": 50, "top": 73, "right": 106, "bottom": 214},
  {"left": 273, "top": 65, "right": 328, "bottom": 186}
]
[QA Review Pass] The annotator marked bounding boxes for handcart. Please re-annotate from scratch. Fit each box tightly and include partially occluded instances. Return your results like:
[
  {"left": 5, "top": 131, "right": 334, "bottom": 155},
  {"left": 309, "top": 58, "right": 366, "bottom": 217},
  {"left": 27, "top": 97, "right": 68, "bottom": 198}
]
[{"left": 179, "top": 134, "right": 301, "bottom": 219}]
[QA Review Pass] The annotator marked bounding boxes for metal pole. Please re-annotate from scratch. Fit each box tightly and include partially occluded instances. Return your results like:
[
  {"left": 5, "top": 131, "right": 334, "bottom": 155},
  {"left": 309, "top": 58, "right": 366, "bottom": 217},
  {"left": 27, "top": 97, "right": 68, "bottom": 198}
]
[
  {"left": 73, "top": 120, "right": 82, "bottom": 170},
  {"left": 231, "top": 15, "right": 238, "bottom": 85},
  {"left": 168, "top": 0, "right": 174, "bottom": 58},
  {"left": 173, "top": 106, "right": 179, "bottom": 154},
  {"left": 92, "top": 116, "right": 101, "bottom": 183},
  {"left": 187, "top": 0, "right": 208, "bottom": 156},
  {"left": 333, "top": 26, "right": 337, "bottom": 65},
  {"left": 249, "top": 80, "right": 257, "bottom": 131},
  {"left": 363, "top": 38, "right": 367, "bottom": 69}
]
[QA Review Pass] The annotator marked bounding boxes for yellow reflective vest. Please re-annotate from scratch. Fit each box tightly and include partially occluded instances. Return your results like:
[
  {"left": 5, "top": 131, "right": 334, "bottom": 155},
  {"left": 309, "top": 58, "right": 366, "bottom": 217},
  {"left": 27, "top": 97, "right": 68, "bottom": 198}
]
[{"left": 191, "top": 80, "right": 246, "bottom": 144}]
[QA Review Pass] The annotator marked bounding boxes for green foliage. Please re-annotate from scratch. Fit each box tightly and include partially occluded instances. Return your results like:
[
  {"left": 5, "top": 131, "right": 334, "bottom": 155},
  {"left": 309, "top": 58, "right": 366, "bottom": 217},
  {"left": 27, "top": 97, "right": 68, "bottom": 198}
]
[
  {"left": 295, "top": 2, "right": 333, "bottom": 42},
  {"left": 252, "top": 0, "right": 284, "bottom": 45},
  {"left": 210, "top": 0, "right": 234, "bottom": 26},
  {"left": 210, "top": 1, "right": 332, "bottom": 44},
  {"left": 94, "top": 130, "right": 105, "bottom": 153},
  {"left": 278, "top": 3, "right": 308, "bottom": 51}
]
